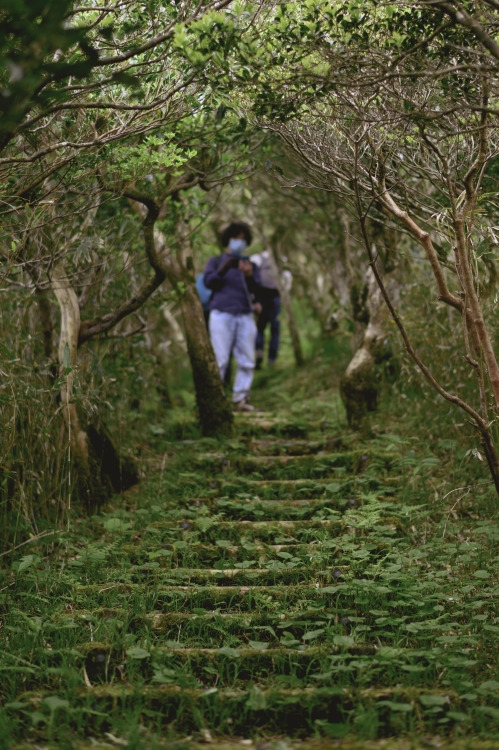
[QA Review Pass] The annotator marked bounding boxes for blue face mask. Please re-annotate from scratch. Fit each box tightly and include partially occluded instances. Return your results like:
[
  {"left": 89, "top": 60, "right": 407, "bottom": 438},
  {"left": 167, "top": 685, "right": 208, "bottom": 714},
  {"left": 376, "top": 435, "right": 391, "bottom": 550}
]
[{"left": 228, "top": 237, "right": 248, "bottom": 256}]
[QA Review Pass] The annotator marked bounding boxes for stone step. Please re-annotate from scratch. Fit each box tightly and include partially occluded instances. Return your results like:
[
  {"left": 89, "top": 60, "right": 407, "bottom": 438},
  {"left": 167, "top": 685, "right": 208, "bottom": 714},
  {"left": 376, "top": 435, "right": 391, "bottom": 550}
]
[
  {"left": 231, "top": 417, "right": 310, "bottom": 437},
  {"left": 162, "top": 495, "right": 345, "bottom": 515},
  {"left": 145, "top": 518, "right": 344, "bottom": 543},
  {"left": 77, "top": 643, "right": 379, "bottom": 683},
  {"left": 118, "top": 540, "right": 345, "bottom": 566},
  {"left": 73, "top": 583, "right": 340, "bottom": 609},
  {"left": 195, "top": 450, "right": 400, "bottom": 479},
  {"left": 213, "top": 477, "right": 396, "bottom": 500},
  {"left": 247, "top": 437, "right": 346, "bottom": 456},
  {"left": 52, "top": 607, "right": 347, "bottom": 629},
  {"left": 27, "top": 737, "right": 497, "bottom": 750},
  {"left": 74, "top": 565, "right": 349, "bottom": 587},
  {"left": 17, "top": 684, "right": 461, "bottom": 735}
]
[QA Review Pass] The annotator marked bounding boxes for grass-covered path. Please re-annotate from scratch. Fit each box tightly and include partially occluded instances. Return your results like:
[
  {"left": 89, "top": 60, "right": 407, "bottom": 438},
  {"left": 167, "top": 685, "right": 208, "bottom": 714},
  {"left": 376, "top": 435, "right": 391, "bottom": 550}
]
[{"left": 1, "top": 358, "right": 498, "bottom": 750}]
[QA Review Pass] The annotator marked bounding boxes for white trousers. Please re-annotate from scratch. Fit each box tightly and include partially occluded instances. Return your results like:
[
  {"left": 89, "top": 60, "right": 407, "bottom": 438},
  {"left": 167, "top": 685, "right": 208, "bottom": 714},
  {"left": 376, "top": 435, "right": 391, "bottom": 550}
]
[{"left": 209, "top": 310, "right": 257, "bottom": 403}]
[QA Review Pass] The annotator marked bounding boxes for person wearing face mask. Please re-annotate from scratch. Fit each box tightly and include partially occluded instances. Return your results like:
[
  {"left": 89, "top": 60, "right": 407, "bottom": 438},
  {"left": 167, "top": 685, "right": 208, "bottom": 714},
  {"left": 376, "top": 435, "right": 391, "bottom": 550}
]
[{"left": 203, "top": 221, "right": 263, "bottom": 412}]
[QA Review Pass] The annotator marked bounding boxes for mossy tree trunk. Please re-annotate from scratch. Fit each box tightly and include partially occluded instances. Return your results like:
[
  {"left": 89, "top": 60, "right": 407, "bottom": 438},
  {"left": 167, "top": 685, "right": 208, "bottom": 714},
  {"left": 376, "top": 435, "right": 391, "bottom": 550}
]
[
  {"left": 180, "top": 282, "right": 233, "bottom": 436},
  {"left": 340, "top": 269, "right": 392, "bottom": 432},
  {"left": 340, "top": 220, "right": 399, "bottom": 433},
  {"left": 50, "top": 261, "right": 94, "bottom": 507},
  {"left": 175, "top": 212, "right": 233, "bottom": 436},
  {"left": 50, "top": 261, "right": 138, "bottom": 510}
]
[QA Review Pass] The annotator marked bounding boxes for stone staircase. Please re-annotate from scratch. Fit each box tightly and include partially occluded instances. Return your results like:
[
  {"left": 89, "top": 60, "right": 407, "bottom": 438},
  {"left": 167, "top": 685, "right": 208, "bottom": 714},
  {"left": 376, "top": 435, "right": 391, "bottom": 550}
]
[{"left": 2, "top": 409, "right": 497, "bottom": 749}]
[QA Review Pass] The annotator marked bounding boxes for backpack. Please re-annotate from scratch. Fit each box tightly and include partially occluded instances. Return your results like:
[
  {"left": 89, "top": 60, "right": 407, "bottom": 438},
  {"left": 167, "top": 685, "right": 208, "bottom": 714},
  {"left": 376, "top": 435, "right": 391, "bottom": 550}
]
[
  {"left": 195, "top": 272, "right": 213, "bottom": 310},
  {"left": 195, "top": 256, "right": 223, "bottom": 311}
]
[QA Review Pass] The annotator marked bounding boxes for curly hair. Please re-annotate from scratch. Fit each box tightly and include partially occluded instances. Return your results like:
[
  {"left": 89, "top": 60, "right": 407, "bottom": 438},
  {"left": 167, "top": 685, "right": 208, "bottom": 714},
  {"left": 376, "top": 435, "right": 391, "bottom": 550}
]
[{"left": 220, "top": 221, "right": 252, "bottom": 248}]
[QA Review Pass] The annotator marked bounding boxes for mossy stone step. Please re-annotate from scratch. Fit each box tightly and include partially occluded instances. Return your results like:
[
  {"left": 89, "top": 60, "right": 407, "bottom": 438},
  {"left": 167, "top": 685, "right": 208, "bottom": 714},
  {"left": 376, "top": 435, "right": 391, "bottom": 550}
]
[
  {"left": 215, "top": 478, "right": 396, "bottom": 500},
  {"left": 146, "top": 518, "right": 343, "bottom": 542},
  {"left": 156, "top": 497, "right": 358, "bottom": 521},
  {"left": 72, "top": 644, "right": 379, "bottom": 685},
  {"left": 233, "top": 418, "right": 310, "bottom": 438},
  {"left": 247, "top": 437, "right": 346, "bottom": 456},
  {"left": 76, "top": 565, "right": 349, "bottom": 587},
  {"left": 73, "top": 583, "right": 340, "bottom": 609},
  {"left": 151, "top": 499, "right": 404, "bottom": 527},
  {"left": 52, "top": 606, "right": 346, "bottom": 629},
  {"left": 163, "top": 494, "right": 343, "bottom": 510},
  {"left": 17, "top": 684, "right": 462, "bottom": 735},
  {"left": 118, "top": 541, "right": 344, "bottom": 566},
  {"left": 139, "top": 646, "right": 380, "bottom": 684},
  {"left": 53, "top": 603, "right": 486, "bottom": 643},
  {"left": 13, "top": 738, "right": 499, "bottom": 750},
  {"left": 149, "top": 644, "right": 378, "bottom": 660},
  {"left": 77, "top": 641, "right": 378, "bottom": 662},
  {"left": 147, "top": 609, "right": 356, "bottom": 631},
  {"left": 11, "top": 737, "right": 499, "bottom": 750},
  {"left": 196, "top": 451, "right": 400, "bottom": 479}
]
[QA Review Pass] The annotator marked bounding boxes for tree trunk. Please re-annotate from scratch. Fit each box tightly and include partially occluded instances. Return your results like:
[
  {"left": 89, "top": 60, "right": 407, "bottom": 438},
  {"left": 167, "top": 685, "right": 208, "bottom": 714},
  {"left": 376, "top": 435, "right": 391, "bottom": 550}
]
[
  {"left": 128, "top": 192, "right": 233, "bottom": 437},
  {"left": 273, "top": 241, "right": 304, "bottom": 367},
  {"left": 50, "top": 261, "right": 94, "bottom": 505},
  {"left": 50, "top": 261, "right": 138, "bottom": 510},
  {"left": 332, "top": 206, "right": 356, "bottom": 312},
  {"left": 281, "top": 283, "right": 304, "bottom": 367},
  {"left": 179, "top": 283, "right": 233, "bottom": 437},
  {"left": 340, "top": 269, "right": 390, "bottom": 432}
]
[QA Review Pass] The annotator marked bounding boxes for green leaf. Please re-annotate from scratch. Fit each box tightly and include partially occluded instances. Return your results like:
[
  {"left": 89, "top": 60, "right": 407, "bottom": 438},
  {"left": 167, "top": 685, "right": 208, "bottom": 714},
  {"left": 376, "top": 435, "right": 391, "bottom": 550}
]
[
  {"left": 333, "top": 635, "right": 354, "bottom": 647},
  {"left": 303, "top": 628, "right": 324, "bottom": 641},
  {"left": 378, "top": 701, "right": 413, "bottom": 712},
  {"left": 103, "top": 518, "right": 131, "bottom": 532},
  {"left": 248, "top": 641, "right": 269, "bottom": 651},
  {"left": 16, "top": 555, "right": 40, "bottom": 573},
  {"left": 447, "top": 711, "right": 470, "bottom": 722},
  {"left": 473, "top": 570, "right": 490, "bottom": 579},
  {"left": 217, "top": 646, "right": 240, "bottom": 658},
  {"left": 478, "top": 680, "right": 499, "bottom": 692},
  {"left": 43, "top": 696, "right": 69, "bottom": 711},
  {"left": 246, "top": 686, "right": 267, "bottom": 711},
  {"left": 126, "top": 647, "right": 150, "bottom": 660},
  {"left": 325, "top": 482, "right": 342, "bottom": 494},
  {"left": 419, "top": 694, "right": 448, "bottom": 706}
]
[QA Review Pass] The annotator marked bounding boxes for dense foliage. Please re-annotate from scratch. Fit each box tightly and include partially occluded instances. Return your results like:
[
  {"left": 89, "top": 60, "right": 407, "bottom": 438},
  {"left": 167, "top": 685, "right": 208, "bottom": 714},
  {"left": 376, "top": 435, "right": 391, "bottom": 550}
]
[{"left": 0, "top": 2, "right": 498, "bottom": 747}]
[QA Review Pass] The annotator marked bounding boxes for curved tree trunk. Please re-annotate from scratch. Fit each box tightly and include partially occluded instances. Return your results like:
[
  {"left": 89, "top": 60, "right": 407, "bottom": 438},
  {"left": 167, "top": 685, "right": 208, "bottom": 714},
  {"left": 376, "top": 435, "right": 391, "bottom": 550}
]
[
  {"left": 50, "top": 261, "right": 138, "bottom": 510},
  {"left": 128, "top": 191, "right": 233, "bottom": 437},
  {"left": 340, "top": 269, "right": 391, "bottom": 432},
  {"left": 179, "top": 284, "right": 233, "bottom": 436},
  {"left": 340, "top": 220, "right": 399, "bottom": 433},
  {"left": 50, "top": 261, "right": 93, "bottom": 504}
]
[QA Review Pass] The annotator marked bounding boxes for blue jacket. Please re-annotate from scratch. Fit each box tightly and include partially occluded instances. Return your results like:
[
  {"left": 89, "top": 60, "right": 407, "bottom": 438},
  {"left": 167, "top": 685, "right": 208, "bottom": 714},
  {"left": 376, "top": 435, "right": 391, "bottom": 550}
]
[{"left": 203, "top": 253, "right": 263, "bottom": 315}]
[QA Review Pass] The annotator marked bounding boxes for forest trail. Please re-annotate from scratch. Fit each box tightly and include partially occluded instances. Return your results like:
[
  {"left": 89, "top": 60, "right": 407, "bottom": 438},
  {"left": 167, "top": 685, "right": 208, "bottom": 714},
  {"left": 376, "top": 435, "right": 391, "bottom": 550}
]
[{"left": 2, "top": 401, "right": 498, "bottom": 749}]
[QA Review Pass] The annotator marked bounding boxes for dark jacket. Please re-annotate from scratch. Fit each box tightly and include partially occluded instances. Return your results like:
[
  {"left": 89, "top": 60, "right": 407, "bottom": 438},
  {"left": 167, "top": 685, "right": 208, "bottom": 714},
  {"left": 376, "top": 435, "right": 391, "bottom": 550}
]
[{"left": 203, "top": 253, "right": 262, "bottom": 315}]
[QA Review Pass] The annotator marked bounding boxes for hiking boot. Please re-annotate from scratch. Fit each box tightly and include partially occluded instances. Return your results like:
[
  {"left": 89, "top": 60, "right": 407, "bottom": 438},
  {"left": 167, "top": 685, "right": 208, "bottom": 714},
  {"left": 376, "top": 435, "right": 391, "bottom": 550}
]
[{"left": 233, "top": 398, "right": 255, "bottom": 412}]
